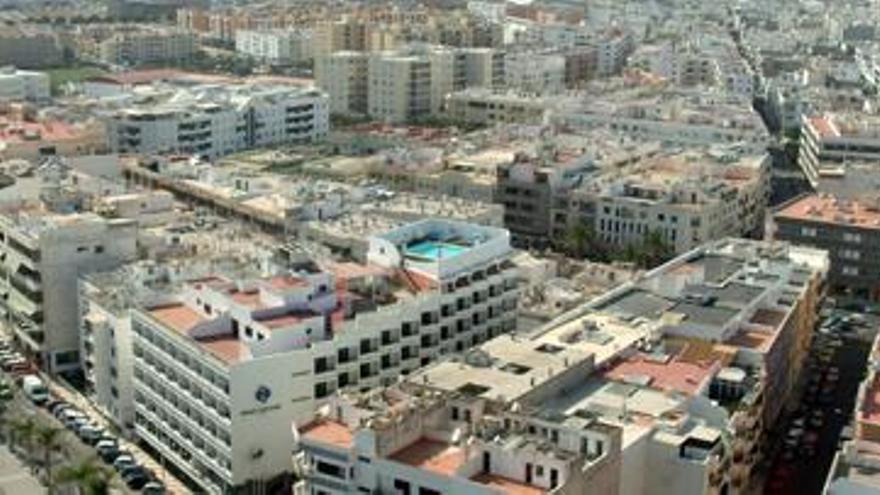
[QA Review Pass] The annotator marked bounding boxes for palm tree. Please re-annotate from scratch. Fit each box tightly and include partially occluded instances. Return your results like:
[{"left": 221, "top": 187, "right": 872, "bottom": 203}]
[
  {"left": 35, "top": 424, "right": 64, "bottom": 494},
  {"left": 565, "top": 224, "right": 605, "bottom": 260},
  {"left": 9, "top": 417, "right": 37, "bottom": 464},
  {"left": 56, "top": 458, "right": 114, "bottom": 495}
]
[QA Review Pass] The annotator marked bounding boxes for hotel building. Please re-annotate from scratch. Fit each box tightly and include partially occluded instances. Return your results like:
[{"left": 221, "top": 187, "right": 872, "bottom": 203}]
[{"left": 129, "top": 219, "right": 519, "bottom": 493}]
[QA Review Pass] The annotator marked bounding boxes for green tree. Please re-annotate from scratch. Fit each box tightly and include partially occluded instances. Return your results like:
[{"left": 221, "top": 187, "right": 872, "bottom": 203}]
[
  {"left": 565, "top": 224, "right": 606, "bottom": 260},
  {"left": 9, "top": 417, "right": 37, "bottom": 466},
  {"left": 56, "top": 458, "right": 114, "bottom": 495}
]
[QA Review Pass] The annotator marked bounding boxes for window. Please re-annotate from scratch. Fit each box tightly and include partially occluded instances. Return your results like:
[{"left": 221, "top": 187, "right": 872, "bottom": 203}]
[
  {"left": 394, "top": 479, "right": 411, "bottom": 495},
  {"left": 840, "top": 249, "right": 861, "bottom": 260},
  {"left": 419, "top": 489, "right": 441, "bottom": 495},
  {"left": 801, "top": 227, "right": 817, "bottom": 237},
  {"left": 536, "top": 465, "right": 544, "bottom": 477},
  {"left": 843, "top": 266, "right": 859, "bottom": 276},
  {"left": 316, "top": 461, "right": 345, "bottom": 479},
  {"left": 844, "top": 232, "right": 862, "bottom": 243}
]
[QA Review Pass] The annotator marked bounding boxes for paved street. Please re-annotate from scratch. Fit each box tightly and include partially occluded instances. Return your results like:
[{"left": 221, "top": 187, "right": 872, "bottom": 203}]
[
  {"left": 0, "top": 445, "right": 43, "bottom": 495},
  {"left": 764, "top": 312, "right": 877, "bottom": 494}
]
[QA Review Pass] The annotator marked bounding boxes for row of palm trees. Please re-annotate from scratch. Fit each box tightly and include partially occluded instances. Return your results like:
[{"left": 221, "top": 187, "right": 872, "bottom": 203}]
[
  {"left": 1, "top": 396, "right": 114, "bottom": 494},
  {"left": 564, "top": 224, "right": 675, "bottom": 269}
]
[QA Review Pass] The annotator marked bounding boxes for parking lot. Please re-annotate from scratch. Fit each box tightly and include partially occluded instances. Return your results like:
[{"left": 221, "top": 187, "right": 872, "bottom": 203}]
[
  {"left": 764, "top": 309, "right": 876, "bottom": 494},
  {"left": 0, "top": 336, "right": 170, "bottom": 494}
]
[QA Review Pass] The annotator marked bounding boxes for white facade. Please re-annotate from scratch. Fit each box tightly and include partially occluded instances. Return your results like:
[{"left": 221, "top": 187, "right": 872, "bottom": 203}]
[
  {"left": 504, "top": 51, "right": 565, "bottom": 95},
  {"left": 102, "top": 84, "right": 329, "bottom": 160},
  {"left": 0, "top": 210, "right": 137, "bottom": 372},
  {"left": 0, "top": 67, "right": 50, "bottom": 103},
  {"left": 100, "top": 29, "right": 196, "bottom": 66},
  {"left": 315, "top": 51, "right": 370, "bottom": 115},
  {"left": 235, "top": 29, "right": 314, "bottom": 65},
  {"left": 129, "top": 220, "right": 519, "bottom": 493}
]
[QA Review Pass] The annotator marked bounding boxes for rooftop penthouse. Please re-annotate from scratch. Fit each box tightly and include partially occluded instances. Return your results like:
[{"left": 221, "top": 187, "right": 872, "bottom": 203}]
[{"left": 368, "top": 219, "right": 511, "bottom": 281}]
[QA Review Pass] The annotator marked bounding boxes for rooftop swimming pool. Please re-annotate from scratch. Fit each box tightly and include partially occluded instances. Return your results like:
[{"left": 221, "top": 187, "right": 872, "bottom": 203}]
[{"left": 405, "top": 240, "right": 469, "bottom": 260}]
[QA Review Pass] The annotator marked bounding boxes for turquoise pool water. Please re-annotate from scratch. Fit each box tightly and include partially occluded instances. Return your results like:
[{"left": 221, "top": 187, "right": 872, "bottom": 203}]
[{"left": 405, "top": 241, "right": 468, "bottom": 260}]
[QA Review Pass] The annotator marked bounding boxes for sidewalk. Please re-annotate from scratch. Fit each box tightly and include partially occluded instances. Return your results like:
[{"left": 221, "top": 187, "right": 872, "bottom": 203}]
[
  {"left": 0, "top": 444, "right": 43, "bottom": 495},
  {"left": 45, "top": 379, "right": 191, "bottom": 495}
]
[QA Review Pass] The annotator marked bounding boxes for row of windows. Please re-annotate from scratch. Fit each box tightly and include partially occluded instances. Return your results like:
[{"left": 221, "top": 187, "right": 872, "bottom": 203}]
[
  {"left": 134, "top": 363, "right": 231, "bottom": 446},
  {"left": 135, "top": 412, "right": 232, "bottom": 488},
  {"left": 134, "top": 342, "right": 231, "bottom": 420},
  {"left": 133, "top": 320, "right": 230, "bottom": 394}
]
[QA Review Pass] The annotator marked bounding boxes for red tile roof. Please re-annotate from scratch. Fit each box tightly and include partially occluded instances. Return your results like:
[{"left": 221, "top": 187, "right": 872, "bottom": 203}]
[
  {"left": 776, "top": 194, "right": 880, "bottom": 230},
  {"left": 149, "top": 303, "right": 205, "bottom": 334},
  {"left": 266, "top": 275, "right": 307, "bottom": 291},
  {"left": 603, "top": 352, "right": 720, "bottom": 396},
  {"left": 389, "top": 438, "right": 465, "bottom": 476},
  {"left": 299, "top": 420, "right": 354, "bottom": 449},
  {"left": 196, "top": 335, "right": 250, "bottom": 365}
]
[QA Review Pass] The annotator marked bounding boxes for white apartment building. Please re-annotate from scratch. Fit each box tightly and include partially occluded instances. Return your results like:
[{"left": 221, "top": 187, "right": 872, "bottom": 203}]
[
  {"left": 798, "top": 112, "right": 880, "bottom": 186},
  {"left": 102, "top": 83, "right": 329, "bottom": 160},
  {"left": 563, "top": 148, "right": 771, "bottom": 253},
  {"left": 129, "top": 219, "right": 519, "bottom": 493},
  {"left": 99, "top": 28, "right": 196, "bottom": 67},
  {"left": 0, "top": 67, "right": 50, "bottom": 103},
  {"left": 0, "top": 208, "right": 137, "bottom": 372},
  {"left": 504, "top": 51, "right": 565, "bottom": 95},
  {"left": 367, "top": 49, "right": 448, "bottom": 123},
  {"left": 235, "top": 29, "right": 314, "bottom": 65},
  {"left": 318, "top": 45, "right": 503, "bottom": 120},
  {"left": 446, "top": 89, "right": 552, "bottom": 126},
  {"left": 556, "top": 87, "right": 770, "bottom": 152},
  {"left": 315, "top": 51, "right": 370, "bottom": 115},
  {"left": 299, "top": 237, "right": 828, "bottom": 495}
]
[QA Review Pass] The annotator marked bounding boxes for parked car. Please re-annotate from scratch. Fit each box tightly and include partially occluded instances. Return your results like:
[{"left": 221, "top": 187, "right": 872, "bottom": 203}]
[
  {"left": 21, "top": 375, "right": 49, "bottom": 405},
  {"left": 97, "top": 441, "right": 121, "bottom": 463},
  {"left": 112, "top": 454, "right": 136, "bottom": 472},
  {"left": 142, "top": 481, "right": 166, "bottom": 495},
  {"left": 121, "top": 466, "right": 150, "bottom": 489},
  {"left": 78, "top": 424, "right": 105, "bottom": 445}
]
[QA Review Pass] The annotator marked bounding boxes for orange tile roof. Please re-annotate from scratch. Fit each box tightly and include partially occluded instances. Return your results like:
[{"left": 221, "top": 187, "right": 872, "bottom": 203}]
[
  {"left": 196, "top": 335, "right": 250, "bottom": 365},
  {"left": 775, "top": 194, "right": 880, "bottom": 230},
  {"left": 471, "top": 474, "right": 545, "bottom": 495},
  {"left": 0, "top": 118, "right": 80, "bottom": 143},
  {"left": 389, "top": 438, "right": 465, "bottom": 476},
  {"left": 229, "top": 289, "right": 264, "bottom": 308},
  {"left": 809, "top": 116, "right": 839, "bottom": 138},
  {"left": 149, "top": 303, "right": 206, "bottom": 334},
  {"left": 266, "top": 275, "right": 307, "bottom": 291},
  {"left": 603, "top": 352, "right": 720, "bottom": 396},
  {"left": 299, "top": 420, "right": 354, "bottom": 449}
]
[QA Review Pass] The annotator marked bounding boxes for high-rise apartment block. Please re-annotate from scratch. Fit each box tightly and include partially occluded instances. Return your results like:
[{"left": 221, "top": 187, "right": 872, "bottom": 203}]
[{"left": 235, "top": 29, "right": 314, "bottom": 65}]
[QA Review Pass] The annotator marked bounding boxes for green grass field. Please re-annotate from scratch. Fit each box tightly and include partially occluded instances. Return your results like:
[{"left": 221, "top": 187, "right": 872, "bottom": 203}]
[{"left": 47, "top": 67, "right": 106, "bottom": 94}]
